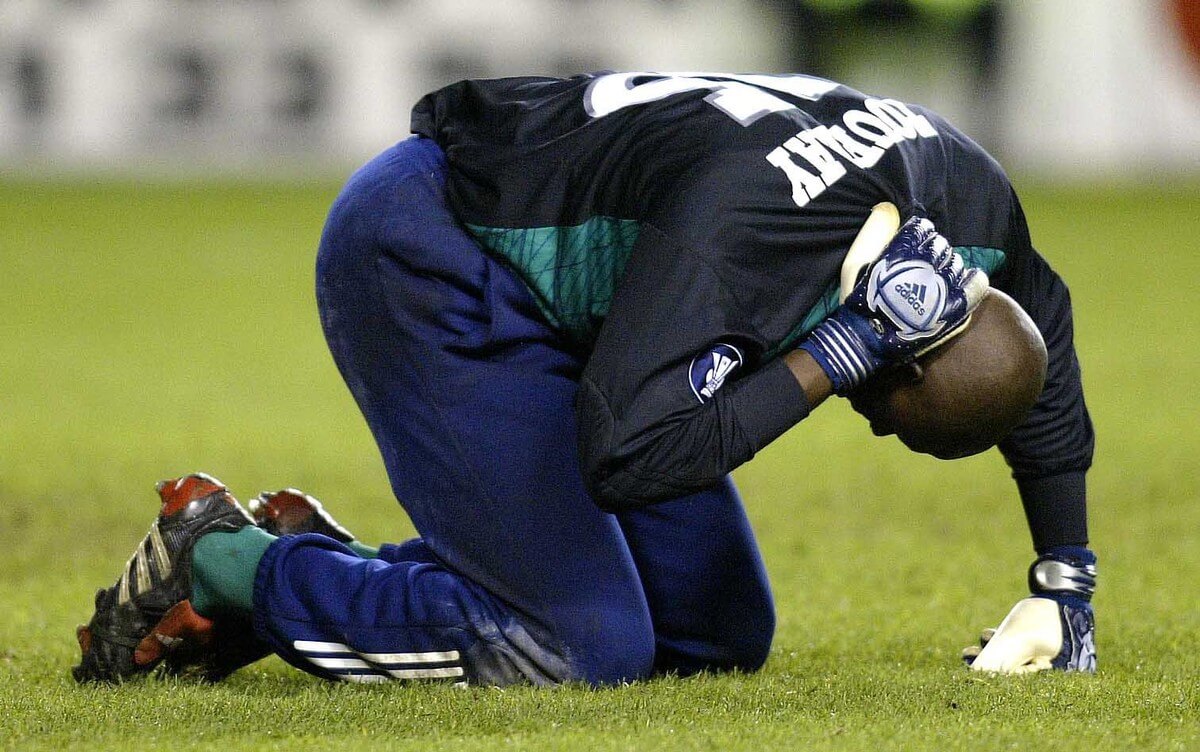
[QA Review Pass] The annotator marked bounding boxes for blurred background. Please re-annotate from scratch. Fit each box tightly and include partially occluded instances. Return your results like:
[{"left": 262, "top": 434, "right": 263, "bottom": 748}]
[
  {"left": 1, "top": 1, "right": 1198, "bottom": 532},
  {"left": 2, "top": 0, "right": 1199, "bottom": 178},
  {"left": 2, "top": 4, "right": 1200, "bottom": 728}
]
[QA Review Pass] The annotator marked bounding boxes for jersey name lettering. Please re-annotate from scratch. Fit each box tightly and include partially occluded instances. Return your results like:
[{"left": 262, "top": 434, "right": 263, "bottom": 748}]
[
  {"left": 767, "top": 99, "right": 938, "bottom": 208},
  {"left": 584, "top": 72, "right": 840, "bottom": 126}
]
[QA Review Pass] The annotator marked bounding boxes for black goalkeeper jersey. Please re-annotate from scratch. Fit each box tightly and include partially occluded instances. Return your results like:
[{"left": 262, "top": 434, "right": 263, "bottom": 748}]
[{"left": 411, "top": 72, "right": 1093, "bottom": 534}]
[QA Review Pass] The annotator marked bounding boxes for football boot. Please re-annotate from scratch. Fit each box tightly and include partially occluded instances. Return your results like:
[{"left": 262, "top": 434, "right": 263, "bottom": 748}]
[
  {"left": 249, "top": 488, "right": 356, "bottom": 543},
  {"left": 72, "top": 473, "right": 253, "bottom": 683}
]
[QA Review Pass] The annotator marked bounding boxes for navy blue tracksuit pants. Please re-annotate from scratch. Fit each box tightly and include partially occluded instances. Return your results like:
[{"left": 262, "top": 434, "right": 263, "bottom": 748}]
[{"left": 251, "top": 137, "right": 775, "bottom": 685}]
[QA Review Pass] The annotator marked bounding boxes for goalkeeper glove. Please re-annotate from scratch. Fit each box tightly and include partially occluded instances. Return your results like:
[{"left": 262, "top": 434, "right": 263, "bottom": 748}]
[
  {"left": 962, "top": 546, "right": 1097, "bottom": 673},
  {"left": 801, "top": 216, "right": 988, "bottom": 395}
]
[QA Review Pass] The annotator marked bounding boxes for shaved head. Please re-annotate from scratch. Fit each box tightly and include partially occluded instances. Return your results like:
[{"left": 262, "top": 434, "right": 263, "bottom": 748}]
[{"left": 848, "top": 289, "right": 1048, "bottom": 459}]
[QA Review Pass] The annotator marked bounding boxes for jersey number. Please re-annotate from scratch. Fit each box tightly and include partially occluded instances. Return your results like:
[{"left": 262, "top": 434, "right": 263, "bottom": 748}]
[{"left": 583, "top": 72, "right": 839, "bottom": 127}]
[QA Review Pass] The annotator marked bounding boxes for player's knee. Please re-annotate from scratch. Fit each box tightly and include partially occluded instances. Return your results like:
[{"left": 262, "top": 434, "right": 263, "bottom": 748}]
[
  {"left": 692, "top": 586, "right": 775, "bottom": 675},
  {"left": 559, "top": 604, "right": 656, "bottom": 686},
  {"left": 726, "top": 597, "right": 775, "bottom": 673}
]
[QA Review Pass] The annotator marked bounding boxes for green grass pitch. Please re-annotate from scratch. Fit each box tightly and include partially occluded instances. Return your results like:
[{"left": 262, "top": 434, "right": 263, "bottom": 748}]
[{"left": 1, "top": 178, "right": 1197, "bottom": 750}]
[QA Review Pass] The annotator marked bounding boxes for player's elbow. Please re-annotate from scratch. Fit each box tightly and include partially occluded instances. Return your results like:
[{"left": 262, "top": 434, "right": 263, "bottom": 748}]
[
  {"left": 578, "top": 448, "right": 629, "bottom": 514},
  {"left": 576, "top": 378, "right": 663, "bottom": 512},
  {"left": 576, "top": 379, "right": 737, "bottom": 512},
  {"left": 577, "top": 437, "right": 685, "bottom": 514},
  {"left": 574, "top": 398, "right": 637, "bottom": 513}
]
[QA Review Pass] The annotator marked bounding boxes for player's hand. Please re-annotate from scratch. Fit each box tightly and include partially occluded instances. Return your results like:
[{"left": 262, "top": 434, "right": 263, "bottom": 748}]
[
  {"left": 801, "top": 216, "right": 989, "bottom": 394},
  {"left": 962, "top": 547, "right": 1097, "bottom": 673}
]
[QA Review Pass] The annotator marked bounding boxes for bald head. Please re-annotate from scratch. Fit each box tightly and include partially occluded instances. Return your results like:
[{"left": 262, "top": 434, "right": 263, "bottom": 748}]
[{"left": 848, "top": 289, "right": 1048, "bottom": 459}]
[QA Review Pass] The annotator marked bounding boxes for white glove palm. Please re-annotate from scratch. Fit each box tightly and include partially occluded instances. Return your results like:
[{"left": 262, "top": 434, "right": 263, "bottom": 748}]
[
  {"left": 962, "top": 548, "right": 1097, "bottom": 674},
  {"left": 962, "top": 597, "right": 1095, "bottom": 673}
]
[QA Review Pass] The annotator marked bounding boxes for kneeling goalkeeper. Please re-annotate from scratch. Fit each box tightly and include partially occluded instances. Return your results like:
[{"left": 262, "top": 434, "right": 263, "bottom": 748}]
[{"left": 73, "top": 72, "right": 1096, "bottom": 685}]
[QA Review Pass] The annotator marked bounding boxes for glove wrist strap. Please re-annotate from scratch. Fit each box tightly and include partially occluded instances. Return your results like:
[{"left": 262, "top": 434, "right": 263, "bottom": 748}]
[
  {"left": 1028, "top": 547, "right": 1097, "bottom": 601},
  {"left": 799, "top": 315, "right": 876, "bottom": 395}
]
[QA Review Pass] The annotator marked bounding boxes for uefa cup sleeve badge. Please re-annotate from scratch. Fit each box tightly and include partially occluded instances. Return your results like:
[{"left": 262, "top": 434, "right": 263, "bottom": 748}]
[{"left": 689, "top": 343, "right": 744, "bottom": 403}]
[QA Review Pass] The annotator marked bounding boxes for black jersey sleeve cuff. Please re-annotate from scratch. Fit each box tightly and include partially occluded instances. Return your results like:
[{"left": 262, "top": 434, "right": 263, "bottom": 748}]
[
  {"left": 1015, "top": 470, "right": 1089, "bottom": 554},
  {"left": 726, "top": 356, "right": 811, "bottom": 452}
]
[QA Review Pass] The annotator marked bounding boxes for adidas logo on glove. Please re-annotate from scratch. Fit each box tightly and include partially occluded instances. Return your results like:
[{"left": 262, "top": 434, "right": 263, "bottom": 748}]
[
  {"left": 866, "top": 258, "right": 949, "bottom": 341},
  {"left": 895, "top": 282, "right": 929, "bottom": 314}
]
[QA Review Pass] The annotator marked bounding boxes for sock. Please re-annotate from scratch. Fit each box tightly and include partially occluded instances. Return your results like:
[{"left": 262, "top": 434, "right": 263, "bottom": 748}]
[
  {"left": 347, "top": 540, "right": 381, "bottom": 559},
  {"left": 190, "top": 526, "right": 276, "bottom": 617}
]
